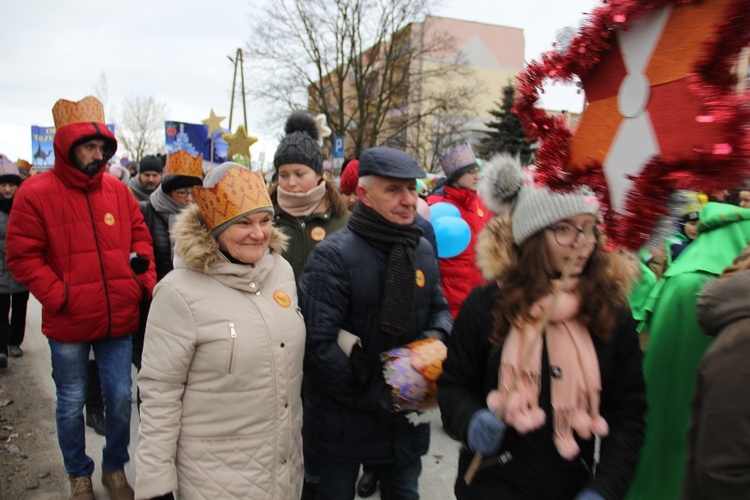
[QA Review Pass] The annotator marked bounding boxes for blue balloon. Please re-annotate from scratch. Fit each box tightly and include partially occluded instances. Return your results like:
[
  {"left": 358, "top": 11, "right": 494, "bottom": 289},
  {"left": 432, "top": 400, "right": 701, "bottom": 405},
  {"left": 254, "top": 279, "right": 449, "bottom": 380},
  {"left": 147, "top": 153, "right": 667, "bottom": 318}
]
[
  {"left": 433, "top": 216, "right": 471, "bottom": 258},
  {"left": 429, "top": 202, "right": 461, "bottom": 222}
]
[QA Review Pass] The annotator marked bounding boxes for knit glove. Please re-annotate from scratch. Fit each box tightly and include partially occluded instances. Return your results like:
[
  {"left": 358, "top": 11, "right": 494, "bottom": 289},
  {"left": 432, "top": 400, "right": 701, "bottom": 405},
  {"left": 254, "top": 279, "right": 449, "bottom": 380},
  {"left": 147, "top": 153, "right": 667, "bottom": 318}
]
[
  {"left": 418, "top": 329, "right": 447, "bottom": 343},
  {"left": 374, "top": 384, "right": 401, "bottom": 425},
  {"left": 130, "top": 253, "right": 150, "bottom": 274},
  {"left": 467, "top": 408, "right": 506, "bottom": 456},
  {"left": 575, "top": 488, "right": 605, "bottom": 500}
]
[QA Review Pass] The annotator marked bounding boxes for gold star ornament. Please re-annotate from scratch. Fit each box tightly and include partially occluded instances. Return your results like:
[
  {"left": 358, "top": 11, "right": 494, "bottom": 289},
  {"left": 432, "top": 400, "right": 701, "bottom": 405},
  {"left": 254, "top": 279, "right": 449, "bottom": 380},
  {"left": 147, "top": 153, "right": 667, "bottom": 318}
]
[
  {"left": 315, "top": 114, "right": 332, "bottom": 147},
  {"left": 202, "top": 108, "right": 226, "bottom": 137},
  {"left": 222, "top": 125, "right": 258, "bottom": 159}
]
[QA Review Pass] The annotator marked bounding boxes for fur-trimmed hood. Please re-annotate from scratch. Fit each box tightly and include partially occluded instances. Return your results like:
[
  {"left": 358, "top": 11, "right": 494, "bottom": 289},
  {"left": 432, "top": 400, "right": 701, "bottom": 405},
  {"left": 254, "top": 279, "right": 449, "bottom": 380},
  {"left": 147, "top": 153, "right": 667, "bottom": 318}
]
[
  {"left": 476, "top": 216, "right": 515, "bottom": 281},
  {"left": 172, "top": 204, "right": 288, "bottom": 276}
]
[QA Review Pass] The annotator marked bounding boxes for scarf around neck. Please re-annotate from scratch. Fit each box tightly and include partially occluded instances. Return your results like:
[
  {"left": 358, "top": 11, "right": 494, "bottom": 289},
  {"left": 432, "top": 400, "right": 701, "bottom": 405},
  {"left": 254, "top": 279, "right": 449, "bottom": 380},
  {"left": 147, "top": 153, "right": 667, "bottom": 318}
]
[
  {"left": 129, "top": 176, "right": 155, "bottom": 201},
  {"left": 149, "top": 187, "right": 187, "bottom": 243},
  {"left": 277, "top": 181, "right": 327, "bottom": 217},
  {"left": 0, "top": 196, "right": 12, "bottom": 214},
  {"left": 348, "top": 201, "right": 423, "bottom": 336},
  {"left": 486, "top": 279, "right": 608, "bottom": 460}
]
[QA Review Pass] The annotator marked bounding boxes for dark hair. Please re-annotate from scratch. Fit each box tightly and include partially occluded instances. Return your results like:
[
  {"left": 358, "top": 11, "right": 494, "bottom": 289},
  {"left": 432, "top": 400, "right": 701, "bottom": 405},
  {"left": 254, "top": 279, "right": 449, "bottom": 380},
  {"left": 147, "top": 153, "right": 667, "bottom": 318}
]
[{"left": 490, "top": 221, "right": 633, "bottom": 343}]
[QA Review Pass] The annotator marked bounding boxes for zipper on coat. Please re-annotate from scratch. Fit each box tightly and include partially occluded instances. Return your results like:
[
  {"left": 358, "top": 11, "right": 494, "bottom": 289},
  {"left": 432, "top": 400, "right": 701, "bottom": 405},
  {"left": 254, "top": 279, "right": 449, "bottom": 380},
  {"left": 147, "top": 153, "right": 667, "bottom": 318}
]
[
  {"left": 226, "top": 322, "right": 237, "bottom": 373},
  {"left": 85, "top": 193, "right": 112, "bottom": 336}
]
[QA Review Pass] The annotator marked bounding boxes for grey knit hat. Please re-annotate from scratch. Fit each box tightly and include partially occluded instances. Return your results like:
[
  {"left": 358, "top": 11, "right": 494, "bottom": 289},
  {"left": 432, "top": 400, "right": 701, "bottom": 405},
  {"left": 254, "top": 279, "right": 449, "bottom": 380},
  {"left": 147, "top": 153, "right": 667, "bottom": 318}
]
[
  {"left": 478, "top": 154, "right": 600, "bottom": 245},
  {"left": 273, "top": 112, "right": 323, "bottom": 175}
]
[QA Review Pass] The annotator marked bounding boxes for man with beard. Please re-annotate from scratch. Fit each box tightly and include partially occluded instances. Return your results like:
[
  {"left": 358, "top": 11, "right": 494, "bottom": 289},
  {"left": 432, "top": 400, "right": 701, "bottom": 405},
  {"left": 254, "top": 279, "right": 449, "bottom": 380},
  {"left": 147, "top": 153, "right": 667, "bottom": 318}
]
[
  {"left": 128, "top": 155, "right": 163, "bottom": 202},
  {"left": 7, "top": 96, "right": 156, "bottom": 500}
]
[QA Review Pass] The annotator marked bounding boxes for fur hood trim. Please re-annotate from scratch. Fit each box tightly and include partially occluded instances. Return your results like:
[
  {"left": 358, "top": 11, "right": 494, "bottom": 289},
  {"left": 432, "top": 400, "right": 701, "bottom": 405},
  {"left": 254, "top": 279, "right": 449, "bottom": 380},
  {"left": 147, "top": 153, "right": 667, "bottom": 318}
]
[
  {"left": 476, "top": 216, "right": 516, "bottom": 281},
  {"left": 172, "top": 204, "right": 288, "bottom": 275}
]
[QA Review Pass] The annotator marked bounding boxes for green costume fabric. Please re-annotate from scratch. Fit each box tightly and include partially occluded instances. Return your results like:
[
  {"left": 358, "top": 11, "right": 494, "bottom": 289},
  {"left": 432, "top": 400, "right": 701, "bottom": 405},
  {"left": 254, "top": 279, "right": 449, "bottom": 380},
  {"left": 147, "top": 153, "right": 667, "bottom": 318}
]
[
  {"left": 629, "top": 249, "right": 658, "bottom": 325},
  {"left": 627, "top": 203, "right": 750, "bottom": 499}
]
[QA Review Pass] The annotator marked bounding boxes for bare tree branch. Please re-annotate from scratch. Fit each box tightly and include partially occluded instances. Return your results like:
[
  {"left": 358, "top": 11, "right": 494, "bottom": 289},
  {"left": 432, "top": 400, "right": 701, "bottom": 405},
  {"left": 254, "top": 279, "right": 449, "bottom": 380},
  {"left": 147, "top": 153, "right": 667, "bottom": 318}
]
[
  {"left": 246, "top": 0, "right": 480, "bottom": 163},
  {"left": 117, "top": 96, "right": 168, "bottom": 161}
]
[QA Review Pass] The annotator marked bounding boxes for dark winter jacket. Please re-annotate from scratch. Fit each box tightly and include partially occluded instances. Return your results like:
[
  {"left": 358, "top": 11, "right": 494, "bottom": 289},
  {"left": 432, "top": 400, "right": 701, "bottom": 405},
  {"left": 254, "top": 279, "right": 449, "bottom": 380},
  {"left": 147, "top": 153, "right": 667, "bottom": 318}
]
[
  {"left": 6, "top": 121, "right": 156, "bottom": 342},
  {"left": 273, "top": 194, "right": 349, "bottom": 282},
  {"left": 438, "top": 284, "right": 646, "bottom": 499},
  {"left": 298, "top": 226, "right": 452, "bottom": 465},
  {"left": 682, "top": 270, "right": 750, "bottom": 499},
  {"left": 0, "top": 210, "right": 26, "bottom": 294},
  {"left": 139, "top": 201, "right": 173, "bottom": 282},
  {"left": 426, "top": 185, "right": 491, "bottom": 318}
]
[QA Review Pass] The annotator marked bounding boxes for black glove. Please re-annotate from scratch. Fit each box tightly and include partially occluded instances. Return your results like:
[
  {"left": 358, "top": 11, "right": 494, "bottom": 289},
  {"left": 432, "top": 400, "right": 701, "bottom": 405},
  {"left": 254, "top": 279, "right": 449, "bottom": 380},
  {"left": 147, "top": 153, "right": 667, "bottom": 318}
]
[
  {"left": 418, "top": 329, "right": 446, "bottom": 343},
  {"left": 374, "top": 384, "right": 401, "bottom": 425},
  {"left": 350, "top": 343, "right": 372, "bottom": 386},
  {"left": 148, "top": 493, "right": 175, "bottom": 500},
  {"left": 130, "top": 253, "right": 149, "bottom": 275}
]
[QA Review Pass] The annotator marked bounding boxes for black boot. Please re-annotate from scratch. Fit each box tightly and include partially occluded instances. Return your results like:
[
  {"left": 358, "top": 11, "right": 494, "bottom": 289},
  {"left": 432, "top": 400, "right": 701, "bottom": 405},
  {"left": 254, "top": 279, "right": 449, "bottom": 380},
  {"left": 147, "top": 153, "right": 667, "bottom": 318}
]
[
  {"left": 85, "top": 411, "right": 105, "bottom": 436},
  {"left": 356, "top": 471, "right": 378, "bottom": 498}
]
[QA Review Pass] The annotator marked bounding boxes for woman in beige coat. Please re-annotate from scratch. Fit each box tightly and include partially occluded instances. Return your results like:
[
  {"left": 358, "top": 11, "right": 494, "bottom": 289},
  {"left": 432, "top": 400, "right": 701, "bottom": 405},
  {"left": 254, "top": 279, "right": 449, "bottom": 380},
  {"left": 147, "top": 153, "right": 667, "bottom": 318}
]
[{"left": 135, "top": 163, "right": 305, "bottom": 500}]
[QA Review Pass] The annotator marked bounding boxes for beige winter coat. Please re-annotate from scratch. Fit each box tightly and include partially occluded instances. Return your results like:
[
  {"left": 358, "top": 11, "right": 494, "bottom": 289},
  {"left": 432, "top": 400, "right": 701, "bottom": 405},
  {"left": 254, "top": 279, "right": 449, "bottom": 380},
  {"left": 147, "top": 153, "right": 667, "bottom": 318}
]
[{"left": 135, "top": 205, "right": 305, "bottom": 500}]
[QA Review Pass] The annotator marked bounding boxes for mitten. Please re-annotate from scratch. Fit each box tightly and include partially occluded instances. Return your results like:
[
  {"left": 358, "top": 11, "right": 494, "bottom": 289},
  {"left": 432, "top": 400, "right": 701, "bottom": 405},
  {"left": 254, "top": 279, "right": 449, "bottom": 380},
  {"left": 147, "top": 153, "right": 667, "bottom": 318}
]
[
  {"left": 467, "top": 408, "right": 506, "bottom": 456},
  {"left": 130, "top": 253, "right": 149, "bottom": 274},
  {"left": 349, "top": 344, "right": 372, "bottom": 386},
  {"left": 418, "top": 329, "right": 447, "bottom": 343},
  {"left": 574, "top": 488, "right": 605, "bottom": 500}
]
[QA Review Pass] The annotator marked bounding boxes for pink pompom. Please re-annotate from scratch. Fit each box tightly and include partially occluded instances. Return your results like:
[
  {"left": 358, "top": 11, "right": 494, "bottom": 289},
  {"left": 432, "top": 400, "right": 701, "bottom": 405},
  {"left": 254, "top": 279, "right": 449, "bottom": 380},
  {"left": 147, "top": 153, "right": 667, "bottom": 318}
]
[
  {"left": 554, "top": 434, "right": 580, "bottom": 460},
  {"left": 571, "top": 411, "right": 593, "bottom": 439},
  {"left": 486, "top": 390, "right": 503, "bottom": 412},
  {"left": 591, "top": 415, "right": 609, "bottom": 437}
]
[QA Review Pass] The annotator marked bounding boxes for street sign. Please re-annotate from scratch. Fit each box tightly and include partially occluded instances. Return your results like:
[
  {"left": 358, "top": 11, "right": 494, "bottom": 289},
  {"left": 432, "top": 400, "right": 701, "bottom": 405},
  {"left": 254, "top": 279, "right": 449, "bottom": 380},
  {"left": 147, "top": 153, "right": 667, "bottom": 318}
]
[{"left": 333, "top": 136, "right": 345, "bottom": 158}]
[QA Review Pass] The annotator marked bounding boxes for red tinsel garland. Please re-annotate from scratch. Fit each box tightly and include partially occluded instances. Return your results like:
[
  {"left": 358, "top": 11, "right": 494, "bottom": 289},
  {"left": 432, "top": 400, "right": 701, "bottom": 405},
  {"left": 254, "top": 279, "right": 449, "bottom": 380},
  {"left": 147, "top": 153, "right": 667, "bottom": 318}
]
[{"left": 514, "top": 0, "right": 750, "bottom": 250}]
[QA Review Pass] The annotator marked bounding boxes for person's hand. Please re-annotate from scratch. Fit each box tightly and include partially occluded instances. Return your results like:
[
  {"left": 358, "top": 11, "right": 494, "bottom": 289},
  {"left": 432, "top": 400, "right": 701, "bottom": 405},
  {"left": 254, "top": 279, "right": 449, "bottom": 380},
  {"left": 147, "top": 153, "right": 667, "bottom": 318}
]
[
  {"left": 350, "top": 344, "right": 372, "bottom": 386},
  {"left": 418, "top": 329, "right": 446, "bottom": 343},
  {"left": 574, "top": 488, "right": 605, "bottom": 500},
  {"left": 374, "top": 384, "right": 401, "bottom": 425},
  {"left": 467, "top": 408, "right": 506, "bottom": 456},
  {"left": 130, "top": 253, "right": 149, "bottom": 274}
]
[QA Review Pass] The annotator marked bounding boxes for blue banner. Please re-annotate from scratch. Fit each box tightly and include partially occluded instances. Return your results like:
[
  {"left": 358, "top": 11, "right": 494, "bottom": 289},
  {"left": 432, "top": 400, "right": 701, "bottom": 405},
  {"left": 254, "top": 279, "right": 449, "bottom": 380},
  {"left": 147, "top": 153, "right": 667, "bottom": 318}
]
[
  {"left": 31, "top": 124, "right": 116, "bottom": 172},
  {"left": 165, "top": 121, "right": 227, "bottom": 165}
]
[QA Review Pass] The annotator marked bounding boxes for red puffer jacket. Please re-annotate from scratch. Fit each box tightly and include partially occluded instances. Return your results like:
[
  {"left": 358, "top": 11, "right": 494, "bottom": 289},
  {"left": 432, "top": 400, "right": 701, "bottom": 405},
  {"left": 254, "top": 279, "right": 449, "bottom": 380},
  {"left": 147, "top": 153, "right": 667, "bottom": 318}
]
[
  {"left": 6, "top": 121, "right": 156, "bottom": 342},
  {"left": 427, "top": 185, "right": 491, "bottom": 319}
]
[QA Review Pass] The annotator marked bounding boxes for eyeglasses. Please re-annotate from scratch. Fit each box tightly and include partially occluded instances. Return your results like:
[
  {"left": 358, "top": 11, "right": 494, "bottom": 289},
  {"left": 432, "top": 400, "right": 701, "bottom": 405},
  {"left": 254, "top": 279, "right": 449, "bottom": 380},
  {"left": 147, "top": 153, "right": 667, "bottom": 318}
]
[
  {"left": 173, "top": 188, "right": 194, "bottom": 198},
  {"left": 545, "top": 224, "right": 599, "bottom": 247}
]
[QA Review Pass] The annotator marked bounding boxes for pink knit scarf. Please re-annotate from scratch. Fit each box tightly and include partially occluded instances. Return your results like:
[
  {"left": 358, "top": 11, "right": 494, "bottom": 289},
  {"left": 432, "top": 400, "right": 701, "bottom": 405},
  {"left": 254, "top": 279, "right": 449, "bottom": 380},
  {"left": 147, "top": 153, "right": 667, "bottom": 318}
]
[
  {"left": 486, "top": 279, "right": 608, "bottom": 460},
  {"left": 277, "top": 181, "right": 327, "bottom": 217}
]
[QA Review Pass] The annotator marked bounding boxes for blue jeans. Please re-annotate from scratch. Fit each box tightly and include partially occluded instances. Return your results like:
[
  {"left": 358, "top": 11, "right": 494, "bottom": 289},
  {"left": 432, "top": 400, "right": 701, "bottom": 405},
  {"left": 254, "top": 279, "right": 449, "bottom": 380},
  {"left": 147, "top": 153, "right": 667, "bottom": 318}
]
[
  {"left": 317, "top": 457, "right": 422, "bottom": 500},
  {"left": 49, "top": 336, "right": 133, "bottom": 477}
]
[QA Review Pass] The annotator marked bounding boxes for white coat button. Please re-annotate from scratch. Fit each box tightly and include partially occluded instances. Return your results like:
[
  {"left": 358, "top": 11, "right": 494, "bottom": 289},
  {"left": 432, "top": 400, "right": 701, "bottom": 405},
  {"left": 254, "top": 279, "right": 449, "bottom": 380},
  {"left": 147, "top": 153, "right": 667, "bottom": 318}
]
[{"left": 249, "top": 282, "right": 256, "bottom": 289}]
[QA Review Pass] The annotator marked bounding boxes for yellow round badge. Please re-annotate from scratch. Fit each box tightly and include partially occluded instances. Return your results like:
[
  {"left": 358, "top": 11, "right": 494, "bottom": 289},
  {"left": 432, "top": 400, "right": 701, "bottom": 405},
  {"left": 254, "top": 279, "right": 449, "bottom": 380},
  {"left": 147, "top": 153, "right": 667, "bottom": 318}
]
[
  {"left": 104, "top": 213, "right": 115, "bottom": 226},
  {"left": 310, "top": 227, "right": 326, "bottom": 242},
  {"left": 477, "top": 208, "right": 484, "bottom": 217},
  {"left": 273, "top": 291, "right": 291, "bottom": 308},
  {"left": 415, "top": 269, "right": 425, "bottom": 288}
]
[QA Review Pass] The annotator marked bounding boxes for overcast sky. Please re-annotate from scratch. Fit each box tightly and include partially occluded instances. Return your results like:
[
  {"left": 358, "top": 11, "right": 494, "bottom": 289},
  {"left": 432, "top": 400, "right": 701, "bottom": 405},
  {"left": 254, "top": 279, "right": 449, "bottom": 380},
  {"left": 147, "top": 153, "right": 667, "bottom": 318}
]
[{"left": 0, "top": 0, "right": 599, "bottom": 162}]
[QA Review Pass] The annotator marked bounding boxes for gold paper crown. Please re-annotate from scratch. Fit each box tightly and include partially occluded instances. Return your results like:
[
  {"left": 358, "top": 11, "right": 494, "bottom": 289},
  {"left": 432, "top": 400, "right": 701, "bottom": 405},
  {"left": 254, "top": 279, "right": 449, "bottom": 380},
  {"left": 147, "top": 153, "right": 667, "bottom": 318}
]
[
  {"left": 16, "top": 159, "right": 32, "bottom": 171},
  {"left": 165, "top": 150, "right": 203, "bottom": 179},
  {"left": 52, "top": 96, "right": 106, "bottom": 129},
  {"left": 193, "top": 166, "right": 273, "bottom": 231}
]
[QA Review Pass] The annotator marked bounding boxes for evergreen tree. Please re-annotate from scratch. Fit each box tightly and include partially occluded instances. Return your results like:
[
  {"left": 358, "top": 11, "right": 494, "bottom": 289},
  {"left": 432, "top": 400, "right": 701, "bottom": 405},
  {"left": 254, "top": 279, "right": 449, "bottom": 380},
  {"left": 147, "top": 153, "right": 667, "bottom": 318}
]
[{"left": 477, "top": 82, "right": 533, "bottom": 164}]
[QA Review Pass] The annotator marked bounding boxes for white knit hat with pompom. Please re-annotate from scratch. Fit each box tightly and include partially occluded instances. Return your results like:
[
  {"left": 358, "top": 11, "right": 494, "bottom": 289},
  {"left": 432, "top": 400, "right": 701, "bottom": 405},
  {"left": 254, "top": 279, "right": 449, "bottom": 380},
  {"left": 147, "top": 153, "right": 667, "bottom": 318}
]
[{"left": 478, "top": 154, "right": 600, "bottom": 245}]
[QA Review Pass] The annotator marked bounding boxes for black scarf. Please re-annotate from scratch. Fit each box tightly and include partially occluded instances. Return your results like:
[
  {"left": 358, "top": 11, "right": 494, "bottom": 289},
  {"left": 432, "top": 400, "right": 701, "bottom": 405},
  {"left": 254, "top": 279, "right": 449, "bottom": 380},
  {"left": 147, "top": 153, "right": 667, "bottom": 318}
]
[
  {"left": 348, "top": 201, "right": 423, "bottom": 336},
  {"left": 0, "top": 197, "right": 12, "bottom": 214}
]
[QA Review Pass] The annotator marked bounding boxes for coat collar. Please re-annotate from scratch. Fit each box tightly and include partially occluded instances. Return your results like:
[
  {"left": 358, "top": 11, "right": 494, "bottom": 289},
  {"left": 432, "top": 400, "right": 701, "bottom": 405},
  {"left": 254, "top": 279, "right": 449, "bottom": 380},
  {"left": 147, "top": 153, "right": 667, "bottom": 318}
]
[{"left": 172, "top": 204, "right": 288, "bottom": 292}]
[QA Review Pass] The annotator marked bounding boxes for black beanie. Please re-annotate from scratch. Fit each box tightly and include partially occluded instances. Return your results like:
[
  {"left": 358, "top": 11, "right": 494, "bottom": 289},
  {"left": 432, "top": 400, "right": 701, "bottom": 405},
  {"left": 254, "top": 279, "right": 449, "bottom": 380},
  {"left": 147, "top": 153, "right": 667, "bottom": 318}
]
[
  {"left": 160, "top": 174, "right": 202, "bottom": 193},
  {"left": 0, "top": 174, "right": 21, "bottom": 186},
  {"left": 273, "top": 112, "right": 323, "bottom": 175},
  {"left": 140, "top": 155, "right": 164, "bottom": 174}
]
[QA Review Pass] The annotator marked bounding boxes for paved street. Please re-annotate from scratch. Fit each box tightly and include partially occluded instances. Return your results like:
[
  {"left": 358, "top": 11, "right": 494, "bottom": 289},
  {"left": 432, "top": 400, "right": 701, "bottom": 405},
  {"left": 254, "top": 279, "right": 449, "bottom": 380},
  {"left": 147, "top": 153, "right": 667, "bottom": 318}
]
[{"left": 14, "top": 296, "right": 460, "bottom": 499}]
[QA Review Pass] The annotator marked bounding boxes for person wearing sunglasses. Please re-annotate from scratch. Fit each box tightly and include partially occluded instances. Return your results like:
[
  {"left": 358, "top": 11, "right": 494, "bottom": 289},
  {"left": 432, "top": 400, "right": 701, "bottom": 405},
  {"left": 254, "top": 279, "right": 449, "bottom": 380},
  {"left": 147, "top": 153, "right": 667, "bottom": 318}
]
[{"left": 438, "top": 154, "right": 646, "bottom": 500}]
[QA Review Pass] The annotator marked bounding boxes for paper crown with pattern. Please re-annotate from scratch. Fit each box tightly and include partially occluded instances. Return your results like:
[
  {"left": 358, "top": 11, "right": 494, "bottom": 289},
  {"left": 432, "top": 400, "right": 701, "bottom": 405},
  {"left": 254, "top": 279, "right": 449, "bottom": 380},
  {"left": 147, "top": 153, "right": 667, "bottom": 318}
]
[
  {"left": 165, "top": 150, "right": 203, "bottom": 179},
  {"left": 193, "top": 166, "right": 273, "bottom": 231},
  {"left": 52, "top": 96, "right": 106, "bottom": 129},
  {"left": 438, "top": 144, "right": 477, "bottom": 177},
  {"left": 16, "top": 159, "right": 32, "bottom": 172}
]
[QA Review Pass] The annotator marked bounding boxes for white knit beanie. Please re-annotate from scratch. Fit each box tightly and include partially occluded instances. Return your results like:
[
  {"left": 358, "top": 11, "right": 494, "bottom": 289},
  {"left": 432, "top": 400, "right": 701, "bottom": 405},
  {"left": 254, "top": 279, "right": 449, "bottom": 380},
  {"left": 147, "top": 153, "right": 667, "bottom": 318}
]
[{"left": 478, "top": 154, "right": 600, "bottom": 245}]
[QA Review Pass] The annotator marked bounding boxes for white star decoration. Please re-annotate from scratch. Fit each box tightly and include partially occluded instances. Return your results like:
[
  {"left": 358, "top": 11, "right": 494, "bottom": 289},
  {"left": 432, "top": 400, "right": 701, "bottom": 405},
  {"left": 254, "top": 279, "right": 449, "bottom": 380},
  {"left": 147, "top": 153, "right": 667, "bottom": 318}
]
[{"left": 315, "top": 114, "right": 332, "bottom": 147}]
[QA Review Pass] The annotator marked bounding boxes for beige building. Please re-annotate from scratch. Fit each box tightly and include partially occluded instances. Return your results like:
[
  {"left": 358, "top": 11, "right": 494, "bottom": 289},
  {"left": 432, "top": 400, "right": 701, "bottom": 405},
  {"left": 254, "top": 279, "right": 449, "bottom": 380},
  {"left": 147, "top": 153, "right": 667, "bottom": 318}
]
[{"left": 308, "top": 16, "right": 525, "bottom": 171}]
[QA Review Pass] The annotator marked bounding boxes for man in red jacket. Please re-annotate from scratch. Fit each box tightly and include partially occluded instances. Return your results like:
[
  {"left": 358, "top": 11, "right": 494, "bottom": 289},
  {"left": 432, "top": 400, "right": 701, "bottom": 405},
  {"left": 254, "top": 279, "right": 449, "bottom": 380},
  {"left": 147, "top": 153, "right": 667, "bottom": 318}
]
[
  {"left": 427, "top": 144, "right": 491, "bottom": 319},
  {"left": 7, "top": 96, "right": 156, "bottom": 500}
]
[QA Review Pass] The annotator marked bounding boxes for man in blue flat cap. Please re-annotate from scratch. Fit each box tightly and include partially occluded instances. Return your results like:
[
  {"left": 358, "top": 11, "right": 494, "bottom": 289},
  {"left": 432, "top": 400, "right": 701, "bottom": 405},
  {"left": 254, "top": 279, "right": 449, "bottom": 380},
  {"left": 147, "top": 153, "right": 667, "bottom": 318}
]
[{"left": 299, "top": 147, "right": 452, "bottom": 499}]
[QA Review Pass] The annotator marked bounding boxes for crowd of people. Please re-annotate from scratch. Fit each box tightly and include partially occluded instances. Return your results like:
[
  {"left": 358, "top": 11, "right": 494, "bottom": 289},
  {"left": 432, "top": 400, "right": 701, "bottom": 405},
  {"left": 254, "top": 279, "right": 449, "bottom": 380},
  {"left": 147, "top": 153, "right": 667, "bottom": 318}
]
[{"left": 1, "top": 94, "right": 749, "bottom": 500}]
